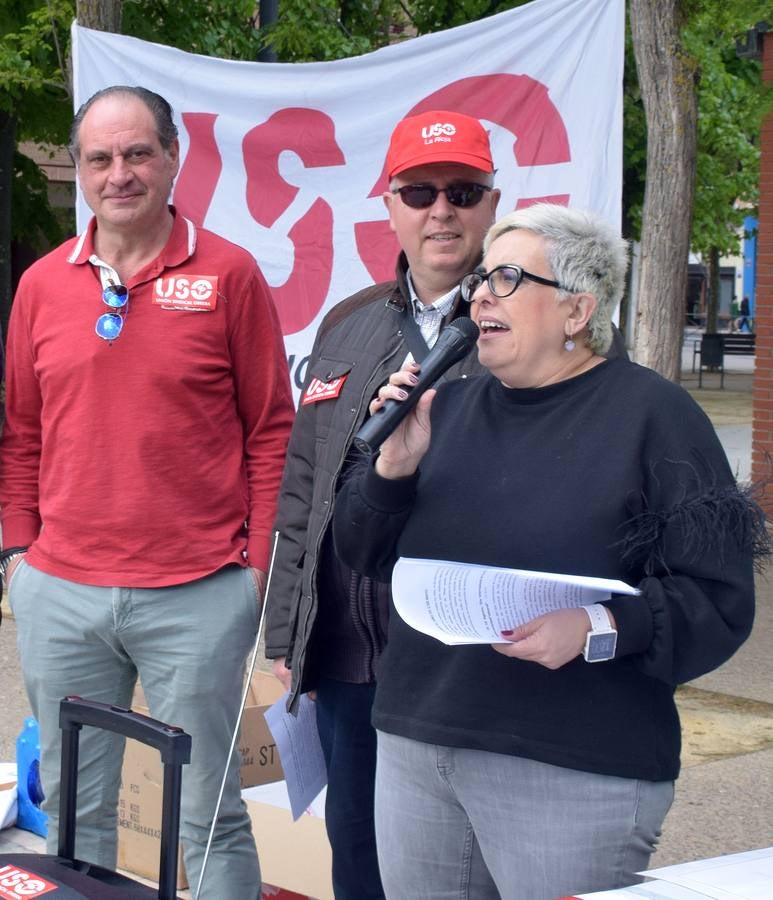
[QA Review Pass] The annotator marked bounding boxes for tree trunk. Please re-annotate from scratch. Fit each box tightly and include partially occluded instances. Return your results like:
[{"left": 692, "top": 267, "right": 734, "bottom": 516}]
[
  {"left": 0, "top": 111, "right": 16, "bottom": 353},
  {"left": 706, "top": 246, "right": 720, "bottom": 334},
  {"left": 76, "top": 0, "right": 122, "bottom": 31},
  {"left": 69, "top": 2, "right": 123, "bottom": 104},
  {"left": 629, "top": 0, "right": 698, "bottom": 381}
]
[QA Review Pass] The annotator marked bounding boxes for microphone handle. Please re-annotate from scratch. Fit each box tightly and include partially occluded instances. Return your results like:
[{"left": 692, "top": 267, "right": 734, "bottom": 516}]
[
  {"left": 352, "top": 386, "right": 422, "bottom": 455},
  {"left": 353, "top": 342, "right": 469, "bottom": 455}
]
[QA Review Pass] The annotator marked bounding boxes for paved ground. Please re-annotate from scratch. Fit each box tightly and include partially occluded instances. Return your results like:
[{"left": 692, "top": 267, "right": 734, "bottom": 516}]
[{"left": 0, "top": 344, "right": 771, "bottom": 884}]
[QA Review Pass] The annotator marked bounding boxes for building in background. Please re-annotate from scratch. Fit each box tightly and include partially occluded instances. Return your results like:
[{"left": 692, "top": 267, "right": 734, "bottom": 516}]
[{"left": 12, "top": 143, "right": 75, "bottom": 295}]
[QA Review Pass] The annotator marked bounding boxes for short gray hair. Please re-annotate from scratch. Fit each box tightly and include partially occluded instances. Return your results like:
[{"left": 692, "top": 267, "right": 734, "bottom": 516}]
[
  {"left": 69, "top": 86, "right": 178, "bottom": 162},
  {"left": 483, "top": 204, "right": 629, "bottom": 353}
]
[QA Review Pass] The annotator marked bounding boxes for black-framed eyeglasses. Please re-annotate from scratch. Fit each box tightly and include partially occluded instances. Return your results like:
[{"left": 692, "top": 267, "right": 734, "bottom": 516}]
[
  {"left": 460, "top": 264, "right": 568, "bottom": 303},
  {"left": 96, "top": 283, "right": 129, "bottom": 341},
  {"left": 392, "top": 182, "right": 492, "bottom": 210}
]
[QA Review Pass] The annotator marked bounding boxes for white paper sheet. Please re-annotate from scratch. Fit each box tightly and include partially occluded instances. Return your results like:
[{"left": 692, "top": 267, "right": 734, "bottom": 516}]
[
  {"left": 241, "top": 780, "right": 327, "bottom": 819},
  {"left": 391, "top": 557, "right": 638, "bottom": 644},
  {"left": 0, "top": 763, "right": 17, "bottom": 831},
  {"left": 263, "top": 692, "right": 327, "bottom": 820},
  {"left": 573, "top": 887, "right": 713, "bottom": 899},
  {"left": 642, "top": 847, "right": 773, "bottom": 899},
  {"left": 573, "top": 885, "right": 721, "bottom": 899},
  {"left": 572, "top": 847, "right": 773, "bottom": 899}
]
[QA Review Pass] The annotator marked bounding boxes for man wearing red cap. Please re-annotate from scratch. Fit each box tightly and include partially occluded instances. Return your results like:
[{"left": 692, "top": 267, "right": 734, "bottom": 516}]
[{"left": 265, "top": 110, "right": 499, "bottom": 899}]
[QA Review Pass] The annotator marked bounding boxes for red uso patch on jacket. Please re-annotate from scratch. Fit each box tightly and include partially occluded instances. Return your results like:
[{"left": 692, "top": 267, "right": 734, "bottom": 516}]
[
  {"left": 302, "top": 375, "right": 348, "bottom": 405},
  {"left": 152, "top": 275, "right": 219, "bottom": 310},
  {"left": 0, "top": 865, "right": 59, "bottom": 898}
]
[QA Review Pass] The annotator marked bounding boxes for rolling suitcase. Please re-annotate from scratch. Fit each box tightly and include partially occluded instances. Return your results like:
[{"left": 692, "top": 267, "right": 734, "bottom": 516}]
[{"left": 0, "top": 696, "right": 191, "bottom": 899}]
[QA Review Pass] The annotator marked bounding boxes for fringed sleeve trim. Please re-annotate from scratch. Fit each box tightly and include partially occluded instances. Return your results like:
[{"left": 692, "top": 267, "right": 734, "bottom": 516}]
[{"left": 618, "top": 459, "right": 769, "bottom": 577}]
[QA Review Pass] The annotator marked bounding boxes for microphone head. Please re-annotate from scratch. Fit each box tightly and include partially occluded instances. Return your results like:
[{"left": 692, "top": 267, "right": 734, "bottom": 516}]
[
  {"left": 446, "top": 316, "right": 480, "bottom": 345},
  {"left": 434, "top": 316, "right": 479, "bottom": 362}
]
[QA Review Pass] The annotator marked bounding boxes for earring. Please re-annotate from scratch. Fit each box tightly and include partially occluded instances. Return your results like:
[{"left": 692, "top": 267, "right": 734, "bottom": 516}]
[{"left": 564, "top": 335, "right": 576, "bottom": 352}]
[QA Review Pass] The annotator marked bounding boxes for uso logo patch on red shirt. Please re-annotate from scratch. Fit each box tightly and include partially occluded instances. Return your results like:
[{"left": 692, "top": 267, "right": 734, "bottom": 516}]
[
  {"left": 0, "top": 865, "right": 59, "bottom": 898},
  {"left": 152, "top": 275, "right": 219, "bottom": 310},
  {"left": 302, "top": 375, "right": 348, "bottom": 406}
]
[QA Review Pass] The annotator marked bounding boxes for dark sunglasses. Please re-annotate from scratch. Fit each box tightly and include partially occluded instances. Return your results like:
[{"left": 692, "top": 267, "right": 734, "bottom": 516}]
[
  {"left": 96, "top": 283, "right": 129, "bottom": 341},
  {"left": 460, "top": 264, "right": 569, "bottom": 302},
  {"left": 393, "top": 182, "right": 492, "bottom": 209}
]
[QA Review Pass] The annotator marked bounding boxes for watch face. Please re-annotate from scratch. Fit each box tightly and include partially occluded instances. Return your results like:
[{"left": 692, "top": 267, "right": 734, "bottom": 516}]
[{"left": 586, "top": 631, "right": 617, "bottom": 662}]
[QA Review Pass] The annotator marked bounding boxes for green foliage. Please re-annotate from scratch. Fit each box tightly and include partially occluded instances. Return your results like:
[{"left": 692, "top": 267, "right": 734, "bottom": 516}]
[
  {"left": 684, "top": 3, "right": 772, "bottom": 257},
  {"left": 622, "top": 21, "right": 646, "bottom": 239},
  {"left": 623, "top": 0, "right": 770, "bottom": 255},
  {"left": 404, "top": 0, "right": 509, "bottom": 35},
  {"left": 0, "top": 0, "right": 72, "bottom": 120},
  {"left": 1, "top": 1, "right": 73, "bottom": 256},
  {"left": 12, "top": 148, "right": 70, "bottom": 247},
  {"left": 256, "top": 0, "right": 525, "bottom": 63},
  {"left": 122, "top": 0, "right": 261, "bottom": 60},
  {"left": 257, "top": 0, "right": 399, "bottom": 62},
  {"left": 1, "top": 1, "right": 71, "bottom": 108}
]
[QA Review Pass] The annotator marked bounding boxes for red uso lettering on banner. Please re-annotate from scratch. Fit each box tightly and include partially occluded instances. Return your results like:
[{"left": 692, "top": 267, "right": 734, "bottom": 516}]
[
  {"left": 242, "top": 109, "right": 346, "bottom": 337},
  {"left": 0, "top": 865, "right": 58, "bottom": 898},
  {"left": 172, "top": 74, "right": 570, "bottom": 342},
  {"left": 173, "top": 113, "right": 223, "bottom": 227},
  {"left": 354, "top": 74, "right": 571, "bottom": 284}
]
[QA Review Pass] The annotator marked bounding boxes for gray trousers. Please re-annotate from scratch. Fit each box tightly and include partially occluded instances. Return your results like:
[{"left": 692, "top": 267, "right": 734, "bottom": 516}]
[
  {"left": 9, "top": 560, "right": 261, "bottom": 899},
  {"left": 375, "top": 730, "right": 674, "bottom": 900}
]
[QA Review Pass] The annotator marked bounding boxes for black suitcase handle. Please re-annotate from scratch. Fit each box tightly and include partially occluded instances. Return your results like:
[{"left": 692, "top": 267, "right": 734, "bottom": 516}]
[{"left": 57, "top": 696, "right": 192, "bottom": 900}]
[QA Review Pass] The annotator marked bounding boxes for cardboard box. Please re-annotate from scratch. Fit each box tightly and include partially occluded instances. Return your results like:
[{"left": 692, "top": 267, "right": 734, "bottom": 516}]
[
  {"left": 244, "top": 782, "right": 332, "bottom": 900},
  {"left": 117, "top": 738, "right": 188, "bottom": 889},
  {"left": 117, "top": 671, "right": 286, "bottom": 888},
  {"left": 239, "top": 673, "right": 286, "bottom": 788}
]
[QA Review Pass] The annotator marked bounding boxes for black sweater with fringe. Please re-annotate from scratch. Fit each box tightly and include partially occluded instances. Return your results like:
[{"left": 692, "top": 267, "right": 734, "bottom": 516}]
[{"left": 333, "top": 357, "right": 765, "bottom": 781}]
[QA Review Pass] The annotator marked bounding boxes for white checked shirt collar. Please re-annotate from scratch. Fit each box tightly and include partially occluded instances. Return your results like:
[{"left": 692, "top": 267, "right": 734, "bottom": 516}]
[{"left": 406, "top": 270, "right": 458, "bottom": 350}]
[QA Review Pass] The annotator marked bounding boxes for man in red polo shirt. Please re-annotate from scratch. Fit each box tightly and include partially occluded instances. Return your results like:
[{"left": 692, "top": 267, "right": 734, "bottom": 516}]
[{"left": 0, "top": 86, "right": 294, "bottom": 898}]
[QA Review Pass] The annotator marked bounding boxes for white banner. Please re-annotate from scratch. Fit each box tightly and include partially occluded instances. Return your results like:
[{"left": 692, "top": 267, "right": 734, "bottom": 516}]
[{"left": 72, "top": 0, "right": 623, "bottom": 394}]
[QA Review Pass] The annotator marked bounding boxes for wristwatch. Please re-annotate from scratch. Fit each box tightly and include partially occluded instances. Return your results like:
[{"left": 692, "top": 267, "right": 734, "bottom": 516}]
[{"left": 582, "top": 603, "right": 617, "bottom": 663}]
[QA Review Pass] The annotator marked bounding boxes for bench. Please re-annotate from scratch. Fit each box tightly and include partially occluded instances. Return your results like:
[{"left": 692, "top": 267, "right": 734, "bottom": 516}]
[
  {"left": 723, "top": 333, "right": 756, "bottom": 355},
  {"left": 694, "top": 333, "right": 755, "bottom": 388}
]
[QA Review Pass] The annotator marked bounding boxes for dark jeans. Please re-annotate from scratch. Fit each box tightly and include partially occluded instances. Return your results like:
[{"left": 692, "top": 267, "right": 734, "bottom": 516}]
[{"left": 314, "top": 678, "right": 385, "bottom": 900}]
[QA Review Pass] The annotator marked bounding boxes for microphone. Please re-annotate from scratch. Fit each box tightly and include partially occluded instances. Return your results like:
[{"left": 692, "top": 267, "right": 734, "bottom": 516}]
[{"left": 353, "top": 317, "right": 479, "bottom": 454}]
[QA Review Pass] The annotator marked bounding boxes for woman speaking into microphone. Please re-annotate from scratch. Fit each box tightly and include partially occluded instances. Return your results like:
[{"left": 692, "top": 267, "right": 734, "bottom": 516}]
[{"left": 333, "top": 203, "right": 766, "bottom": 900}]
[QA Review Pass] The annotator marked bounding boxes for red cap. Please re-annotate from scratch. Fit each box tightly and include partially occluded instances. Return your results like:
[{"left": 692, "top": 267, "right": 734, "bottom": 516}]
[{"left": 386, "top": 110, "right": 494, "bottom": 179}]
